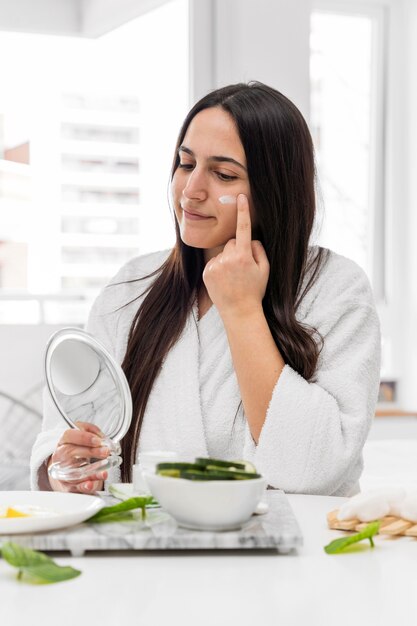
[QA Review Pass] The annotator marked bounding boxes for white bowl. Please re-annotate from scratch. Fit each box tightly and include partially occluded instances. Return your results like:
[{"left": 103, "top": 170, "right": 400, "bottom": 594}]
[{"left": 145, "top": 472, "right": 267, "bottom": 531}]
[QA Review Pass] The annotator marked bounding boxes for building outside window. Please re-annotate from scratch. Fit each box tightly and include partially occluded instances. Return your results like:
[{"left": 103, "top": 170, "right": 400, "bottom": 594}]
[{"left": 0, "top": 0, "right": 189, "bottom": 324}]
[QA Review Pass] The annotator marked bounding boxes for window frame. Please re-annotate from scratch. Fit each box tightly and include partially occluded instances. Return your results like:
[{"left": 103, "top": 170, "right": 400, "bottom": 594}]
[{"left": 311, "top": 0, "right": 388, "bottom": 302}]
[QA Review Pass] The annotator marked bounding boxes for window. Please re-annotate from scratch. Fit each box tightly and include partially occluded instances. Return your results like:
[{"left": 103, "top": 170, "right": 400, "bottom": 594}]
[
  {"left": 0, "top": 0, "right": 189, "bottom": 323},
  {"left": 310, "top": 3, "right": 386, "bottom": 297}
]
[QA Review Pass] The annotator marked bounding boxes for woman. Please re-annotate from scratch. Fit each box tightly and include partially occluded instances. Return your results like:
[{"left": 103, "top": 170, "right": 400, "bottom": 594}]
[{"left": 31, "top": 82, "right": 380, "bottom": 496}]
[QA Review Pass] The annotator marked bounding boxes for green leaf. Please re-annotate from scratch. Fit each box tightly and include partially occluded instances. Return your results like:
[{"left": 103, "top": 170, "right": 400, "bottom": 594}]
[
  {"left": 90, "top": 510, "right": 145, "bottom": 524},
  {"left": 324, "top": 521, "right": 380, "bottom": 554},
  {"left": 16, "top": 563, "right": 81, "bottom": 585},
  {"left": 0, "top": 542, "right": 81, "bottom": 584},
  {"left": 87, "top": 496, "right": 156, "bottom": 523},
  {"left": 1, "top": 542, "right": 52, "bottom": 568}
]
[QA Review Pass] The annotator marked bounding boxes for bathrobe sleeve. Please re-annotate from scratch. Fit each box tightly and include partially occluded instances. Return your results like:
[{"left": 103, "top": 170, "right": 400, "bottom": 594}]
[{"left": 243, "top": 252, "right": 381, "bottom": 496}]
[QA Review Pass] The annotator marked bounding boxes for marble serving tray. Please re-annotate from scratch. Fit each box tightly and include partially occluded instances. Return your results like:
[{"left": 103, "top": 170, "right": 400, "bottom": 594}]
[{"left": 2, "top": 490, "right": 302, "bottom": 556}]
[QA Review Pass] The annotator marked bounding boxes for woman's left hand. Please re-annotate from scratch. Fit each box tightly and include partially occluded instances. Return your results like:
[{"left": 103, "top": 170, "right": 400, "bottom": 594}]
[{"left": 202, "top": 194, "right": 270, "bottom": 321}]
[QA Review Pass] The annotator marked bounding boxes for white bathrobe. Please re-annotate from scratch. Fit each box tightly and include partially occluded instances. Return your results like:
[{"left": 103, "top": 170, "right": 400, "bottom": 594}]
[{"left": 30, "top": 247, "right": 381, "bottom": 496}]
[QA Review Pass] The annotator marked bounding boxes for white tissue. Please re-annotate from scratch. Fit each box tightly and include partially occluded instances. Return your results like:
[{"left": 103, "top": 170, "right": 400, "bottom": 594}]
[
  {"left": 338, "top": 494, "right": 389, "bottom": 522},
  {"left": 397, "top": 494, "right": 417, "bottom": 523},
  {"left": 337, "top": 487, "right": 407, "bottom": 522}
]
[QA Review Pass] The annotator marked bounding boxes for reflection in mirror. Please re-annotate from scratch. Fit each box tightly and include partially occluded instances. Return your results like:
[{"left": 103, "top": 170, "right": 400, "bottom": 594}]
[
  {"left": 44, "top": 328, "right": 132, "bottom": 483},
  {"left": 50, "top": 340, "right": 121, "bottom": 438},
  {"left": 50, "top": 339, "right": 100, "bottom": 395}
]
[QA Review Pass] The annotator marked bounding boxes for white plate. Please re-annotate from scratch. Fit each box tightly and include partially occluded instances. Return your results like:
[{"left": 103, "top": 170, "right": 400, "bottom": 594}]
[{"left": 0, "top": 491, "right": 104, "bottom": 535}]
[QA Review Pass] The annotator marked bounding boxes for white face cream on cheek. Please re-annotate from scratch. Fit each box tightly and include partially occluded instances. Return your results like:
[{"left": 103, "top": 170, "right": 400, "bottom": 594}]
[{"left": 218, "top": 195, "right": 237, "bottom": 205}]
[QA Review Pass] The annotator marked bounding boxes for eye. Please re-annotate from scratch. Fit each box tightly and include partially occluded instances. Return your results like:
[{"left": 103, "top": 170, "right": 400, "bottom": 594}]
[
  {"left": 178, "top": 162, "right": 194, "bottom": 170},
  {"left": 215, "top": 172, "right": 238, "bottom": 182}
]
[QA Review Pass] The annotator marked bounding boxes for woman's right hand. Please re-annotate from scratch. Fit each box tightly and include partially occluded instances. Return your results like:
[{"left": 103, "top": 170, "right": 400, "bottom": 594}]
[{"left": 48, "top": 422, "right": 110, "bottom": 493}]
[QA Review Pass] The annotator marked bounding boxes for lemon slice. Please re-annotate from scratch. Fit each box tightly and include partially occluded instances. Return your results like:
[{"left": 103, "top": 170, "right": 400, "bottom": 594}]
[{"left": 0, "top": 507, "right": 31, "bottom": 518}]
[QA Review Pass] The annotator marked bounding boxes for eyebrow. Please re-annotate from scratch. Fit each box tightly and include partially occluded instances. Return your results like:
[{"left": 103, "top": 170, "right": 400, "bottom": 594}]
[{"left": 178, "top": 145, "right": 247, "bottom": 171}]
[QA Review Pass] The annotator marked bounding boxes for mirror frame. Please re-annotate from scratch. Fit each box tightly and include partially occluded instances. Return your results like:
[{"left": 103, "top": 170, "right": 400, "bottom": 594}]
[{"left": 44, "top": 327, "right": 132, "bottom": 443}]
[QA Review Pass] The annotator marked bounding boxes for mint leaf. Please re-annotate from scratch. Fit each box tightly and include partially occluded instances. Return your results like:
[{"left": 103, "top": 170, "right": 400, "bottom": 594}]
[
  {"left": 324, "top": 521, "right": 380, "bottom": 554},
  {"left": 87, "top": 496, "right": 156, "bottom": 523},
  {"left": 1, "top": 542, "right": 81, "bottom": 584}
]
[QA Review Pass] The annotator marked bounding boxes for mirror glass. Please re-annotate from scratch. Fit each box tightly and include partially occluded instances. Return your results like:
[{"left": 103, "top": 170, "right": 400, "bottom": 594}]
[{"left": 44, "top": 328, "right": 132, "bottom": 482}]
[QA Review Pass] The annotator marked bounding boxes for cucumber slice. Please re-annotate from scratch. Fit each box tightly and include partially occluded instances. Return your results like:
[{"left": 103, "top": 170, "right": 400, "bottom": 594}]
[
  {"left": 230, "top": 460, "right": 257, "bottom": 474},
  {"left": 229, "top": 471, "right": 261, "bottom": 480},
  {"left": 181, "top": 468, "right": 261, "bottom": 481},
  {"left": 204, "top": 467, "right": 261, "bottom": 480},
  {"left": 156, "top": 458, "right": 261, "bottom": 481},
  {"left": 157, "top": 469, "right": 181, "bottom": 477},
  {"left": 180, "top": 469, "right": 231, "bottom": 481},
  {"left": 194, "top": 457, "right": 247, "bottom": 471},
  {"left": 156, "top": 462, "right": 203, "bottom": 472}
]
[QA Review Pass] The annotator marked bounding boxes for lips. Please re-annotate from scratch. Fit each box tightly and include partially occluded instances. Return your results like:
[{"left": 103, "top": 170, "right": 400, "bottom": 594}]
[{"left": 182, "top": 207, "right": 212, "bottom": 221}]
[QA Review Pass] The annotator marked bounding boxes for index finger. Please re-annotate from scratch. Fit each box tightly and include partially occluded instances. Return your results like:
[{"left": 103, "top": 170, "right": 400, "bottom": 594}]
[
  {"left": 235, "top": 194, "right": 252, "bottom": 251},
  {"left": 75, "top": 421, "right": 105, "bottom": 437}
]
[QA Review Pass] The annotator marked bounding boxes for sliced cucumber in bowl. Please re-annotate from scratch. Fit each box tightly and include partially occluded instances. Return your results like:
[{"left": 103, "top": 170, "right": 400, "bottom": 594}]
[
  {"left": 155, "top": 457, "right": 261, "bottom": 481},
  {"left": 195, "top": 457, "right": 247, "bottom": 471}
]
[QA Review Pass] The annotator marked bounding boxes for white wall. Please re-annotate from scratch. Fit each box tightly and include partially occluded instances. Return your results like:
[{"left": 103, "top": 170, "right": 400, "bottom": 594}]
[
  {"left": 189, "top": 0, "right": 311, "bottom": 118},
  {"left": 0, "top": 324, "right": 65, "bottom": 415}
]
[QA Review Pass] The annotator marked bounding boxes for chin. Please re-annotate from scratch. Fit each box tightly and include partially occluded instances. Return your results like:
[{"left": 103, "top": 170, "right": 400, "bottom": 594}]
[
  {"left": 179, "top": 231, "right": 211, "bottom": 250},
  {"left": 181, "top": 238, "right": 209, "bottom": 250}
]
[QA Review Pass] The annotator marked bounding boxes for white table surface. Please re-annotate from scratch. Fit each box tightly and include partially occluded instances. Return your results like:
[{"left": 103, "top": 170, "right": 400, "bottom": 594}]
[{"left": 2, "top": 493, "right": 417, "bottom": 626}]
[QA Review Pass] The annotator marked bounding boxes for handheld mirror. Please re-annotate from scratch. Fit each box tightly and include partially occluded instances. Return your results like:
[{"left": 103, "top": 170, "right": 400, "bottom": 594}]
[{"left": 45, "top": 328, "right": 132, "bottom": 482}]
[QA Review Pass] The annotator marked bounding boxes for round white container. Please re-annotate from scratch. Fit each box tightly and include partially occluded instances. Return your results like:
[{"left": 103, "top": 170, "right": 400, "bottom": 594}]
[{"left": 133, "top": 451, "right": 178, "bottom": 493}]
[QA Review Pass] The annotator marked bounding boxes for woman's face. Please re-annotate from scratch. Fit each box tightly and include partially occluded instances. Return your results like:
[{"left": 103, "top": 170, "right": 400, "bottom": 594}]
[{"left": 171, "top": 107, "right": 253, "bottom": 261}]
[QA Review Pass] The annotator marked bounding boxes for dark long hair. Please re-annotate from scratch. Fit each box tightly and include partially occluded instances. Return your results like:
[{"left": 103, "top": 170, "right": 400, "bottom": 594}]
[{"left": 120, "top": 82, "right": 327, "bottom": 481}]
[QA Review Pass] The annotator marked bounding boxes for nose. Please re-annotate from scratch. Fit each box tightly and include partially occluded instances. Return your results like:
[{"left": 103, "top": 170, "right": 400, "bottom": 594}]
[{"left": 182, "top": 166, "right": 208, "bottom": 202}]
